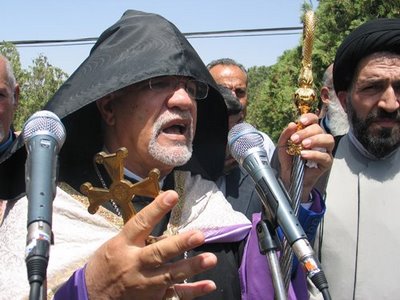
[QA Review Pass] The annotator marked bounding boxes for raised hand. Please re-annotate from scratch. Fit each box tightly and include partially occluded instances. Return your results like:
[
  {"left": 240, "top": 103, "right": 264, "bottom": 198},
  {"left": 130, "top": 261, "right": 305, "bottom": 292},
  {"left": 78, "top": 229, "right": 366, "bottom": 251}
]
[
  {"left": 85, "top": 190, "right": 217, "bottom": 300},
  {"left": 277, "top": 113, "right": 334, "bottom": 201}
]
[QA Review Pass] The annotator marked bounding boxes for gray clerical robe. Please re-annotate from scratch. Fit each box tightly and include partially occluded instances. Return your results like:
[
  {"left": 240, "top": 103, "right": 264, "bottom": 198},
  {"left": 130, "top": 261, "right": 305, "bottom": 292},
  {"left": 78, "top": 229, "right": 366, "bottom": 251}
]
[{"left": 317, "top": 135, "right": 400, "bottom": 299}]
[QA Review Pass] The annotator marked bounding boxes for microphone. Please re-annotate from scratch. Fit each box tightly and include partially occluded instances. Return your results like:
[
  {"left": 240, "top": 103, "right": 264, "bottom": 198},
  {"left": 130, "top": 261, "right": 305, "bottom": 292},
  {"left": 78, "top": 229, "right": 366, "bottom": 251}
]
[
  {"left": 23, "top": 110, "right": 66, "bottom": 297},
  {"left": 228, "top": 122, "right": 329, "bottom": 295}
]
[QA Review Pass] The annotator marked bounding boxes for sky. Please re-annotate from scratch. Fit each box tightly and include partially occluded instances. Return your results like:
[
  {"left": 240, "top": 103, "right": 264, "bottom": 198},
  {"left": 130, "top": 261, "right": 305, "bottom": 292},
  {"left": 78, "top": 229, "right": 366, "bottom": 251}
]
[{"left": 3, "top": 0, "right": 318, "bottom": 75}]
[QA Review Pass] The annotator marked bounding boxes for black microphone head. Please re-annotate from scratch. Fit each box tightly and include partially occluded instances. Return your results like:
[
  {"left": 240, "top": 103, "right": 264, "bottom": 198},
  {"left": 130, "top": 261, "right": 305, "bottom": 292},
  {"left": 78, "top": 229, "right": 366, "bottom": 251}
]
[
  {"left": 22, "top": 110, "right": 66, "bottom": 149},
  {"left": 228, "top": 122, "right": 265, "bottom": 162}
]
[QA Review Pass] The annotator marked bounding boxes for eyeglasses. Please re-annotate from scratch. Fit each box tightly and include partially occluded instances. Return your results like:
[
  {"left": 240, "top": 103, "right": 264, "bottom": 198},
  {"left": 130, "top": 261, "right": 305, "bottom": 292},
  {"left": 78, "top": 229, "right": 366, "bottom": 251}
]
[{"left": 148, "top": 76, "right": 209, "bottom": 100}]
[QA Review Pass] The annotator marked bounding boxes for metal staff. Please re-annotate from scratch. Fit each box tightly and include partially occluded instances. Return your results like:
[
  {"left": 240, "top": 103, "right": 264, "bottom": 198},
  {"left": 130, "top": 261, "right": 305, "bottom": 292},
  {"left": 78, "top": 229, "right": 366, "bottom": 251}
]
[{"left": 280, "top": 10, "right": 317, "bottom": 290}]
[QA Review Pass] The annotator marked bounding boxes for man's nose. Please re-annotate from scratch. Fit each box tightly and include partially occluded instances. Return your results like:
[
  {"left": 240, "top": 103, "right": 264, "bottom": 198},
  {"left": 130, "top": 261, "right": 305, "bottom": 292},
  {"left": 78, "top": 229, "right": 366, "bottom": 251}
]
[
  {"left": 167, "top": 87, "right": 195, "bottom": 111},
  {"left": 379, "top": 85, "right": 400, "bottom": 112}
]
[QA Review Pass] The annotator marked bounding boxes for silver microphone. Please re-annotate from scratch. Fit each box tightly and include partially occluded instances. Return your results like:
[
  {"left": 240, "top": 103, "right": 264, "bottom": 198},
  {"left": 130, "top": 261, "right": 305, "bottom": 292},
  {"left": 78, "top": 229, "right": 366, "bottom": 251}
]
[
  {"left": 228, "top": 122, "right": 329, "bottom": 294},
  {"left": 23, "top": 110, "right": 66, "bottom": 293}
]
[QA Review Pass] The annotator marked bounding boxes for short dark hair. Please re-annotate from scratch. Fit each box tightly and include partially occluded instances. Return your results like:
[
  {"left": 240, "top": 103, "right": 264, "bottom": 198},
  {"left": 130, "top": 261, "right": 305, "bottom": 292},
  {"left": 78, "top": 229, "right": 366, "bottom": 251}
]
[{"left": 207, "top": 58, "right": 248, "bottom": 77}]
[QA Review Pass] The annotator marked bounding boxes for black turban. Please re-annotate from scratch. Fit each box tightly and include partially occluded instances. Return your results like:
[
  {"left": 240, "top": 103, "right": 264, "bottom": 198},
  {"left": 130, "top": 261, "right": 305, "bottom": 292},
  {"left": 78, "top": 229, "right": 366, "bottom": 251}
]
[{"left": 333, "top": 18, "right": 400, "bottom": 94}]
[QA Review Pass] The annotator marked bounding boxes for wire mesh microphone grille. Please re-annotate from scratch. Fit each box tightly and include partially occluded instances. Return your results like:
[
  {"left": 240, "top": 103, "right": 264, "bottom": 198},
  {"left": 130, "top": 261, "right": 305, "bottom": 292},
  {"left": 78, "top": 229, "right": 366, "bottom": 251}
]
[
  {"left": 228, "top": 122, "right": 265, "bottom": 161},
  {"left": 23, "top": 110, "right": 66, "bottom": 148}
]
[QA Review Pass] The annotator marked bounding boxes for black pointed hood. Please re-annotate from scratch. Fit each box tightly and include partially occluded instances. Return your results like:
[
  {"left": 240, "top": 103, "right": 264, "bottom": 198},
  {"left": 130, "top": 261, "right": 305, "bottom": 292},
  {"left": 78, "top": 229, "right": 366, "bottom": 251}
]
[
  {"left": 0, "top": 10, "right": 227, "bottom": 198},
  {"left": 44, "top": 10, "right": 227, "bottom": 185}
]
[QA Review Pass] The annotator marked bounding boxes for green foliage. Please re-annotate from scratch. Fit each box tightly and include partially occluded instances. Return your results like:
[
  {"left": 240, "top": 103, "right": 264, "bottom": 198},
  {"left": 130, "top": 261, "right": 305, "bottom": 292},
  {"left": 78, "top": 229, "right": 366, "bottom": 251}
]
[
  {"left": 0, "top": 42, "right": 68, "bottom": 130},
  {"left": 246, "top": 0, "right": 400, "bottom": 143},
  {"left": 248, "top": 49, "right": 301, "bottom": 142},
  {"left": 313, "top": 0, "right": 400, "bottom": 84}
]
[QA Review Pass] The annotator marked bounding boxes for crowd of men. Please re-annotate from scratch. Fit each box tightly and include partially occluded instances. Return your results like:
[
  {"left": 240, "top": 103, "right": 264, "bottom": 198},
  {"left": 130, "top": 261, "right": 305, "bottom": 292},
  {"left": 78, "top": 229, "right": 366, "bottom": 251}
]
[{"left": 0, "top": 9, "right": 399, "bottom": 300}]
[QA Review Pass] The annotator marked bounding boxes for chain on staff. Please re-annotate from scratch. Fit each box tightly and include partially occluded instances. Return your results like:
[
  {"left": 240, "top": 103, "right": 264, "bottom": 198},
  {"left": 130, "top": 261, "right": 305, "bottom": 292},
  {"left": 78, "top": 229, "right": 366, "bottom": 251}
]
[{"left": 280, "top": 10, "right": 317, "bottom": 291}]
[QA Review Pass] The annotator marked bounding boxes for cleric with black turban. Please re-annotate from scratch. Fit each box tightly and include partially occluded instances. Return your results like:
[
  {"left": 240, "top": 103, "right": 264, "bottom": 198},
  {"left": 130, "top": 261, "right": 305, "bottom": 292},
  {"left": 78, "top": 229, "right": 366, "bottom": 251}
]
[{"left": 317, "top": 17, "right": 400, "bottom": 300}]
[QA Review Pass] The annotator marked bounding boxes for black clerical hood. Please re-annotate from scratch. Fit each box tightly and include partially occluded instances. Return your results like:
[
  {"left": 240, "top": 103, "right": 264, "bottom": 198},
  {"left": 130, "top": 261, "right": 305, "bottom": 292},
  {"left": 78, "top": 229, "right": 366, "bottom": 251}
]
[
  {"left": 0, "top": 10, "right": 227, "bottom": 199},
  {"left": 44, "top": 9, "right": 227, "bottom": 186}
]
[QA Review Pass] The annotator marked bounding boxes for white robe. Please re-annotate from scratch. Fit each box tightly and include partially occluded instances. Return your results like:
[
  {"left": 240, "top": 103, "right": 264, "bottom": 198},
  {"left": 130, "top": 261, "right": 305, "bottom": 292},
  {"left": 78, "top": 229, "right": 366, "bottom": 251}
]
[
  {"left": 316, "top": 135, "right": 400, "bottom": 299},
  {"left": 0, "top": 172, "right": 250, "bottom": 299},
  {"left": 0, "top": 186, "right": 120, "bottom": 300}
]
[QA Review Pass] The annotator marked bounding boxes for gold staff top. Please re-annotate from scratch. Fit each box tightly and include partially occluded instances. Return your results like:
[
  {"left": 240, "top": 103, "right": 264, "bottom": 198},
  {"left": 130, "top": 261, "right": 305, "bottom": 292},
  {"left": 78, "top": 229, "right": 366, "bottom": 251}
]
[{"left": 288, "top": 10, "right": 317, "bottom": 156}]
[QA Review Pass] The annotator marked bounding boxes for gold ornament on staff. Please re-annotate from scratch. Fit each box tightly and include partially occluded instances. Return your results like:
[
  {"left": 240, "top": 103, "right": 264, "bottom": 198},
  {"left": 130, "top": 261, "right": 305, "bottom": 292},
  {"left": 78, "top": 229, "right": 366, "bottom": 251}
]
[
  {"left": 287, "top": 10, "right": 317, "bottom": 156},
  {"left": 280, "top": 10, "right": 317, "bottom": 291}
]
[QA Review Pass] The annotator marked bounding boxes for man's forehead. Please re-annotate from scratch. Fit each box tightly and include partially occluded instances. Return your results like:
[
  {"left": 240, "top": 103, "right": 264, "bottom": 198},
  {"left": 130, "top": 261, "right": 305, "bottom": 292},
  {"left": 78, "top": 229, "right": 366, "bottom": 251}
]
[
  {"left": 219, "top": 65, "right": 244, "bottom": 74},
  {"left": 355, "top": 52, "right": 399, "bottom": 73},
  {"left": 216, "top": 73, "right": 246, "bottom": 87}
]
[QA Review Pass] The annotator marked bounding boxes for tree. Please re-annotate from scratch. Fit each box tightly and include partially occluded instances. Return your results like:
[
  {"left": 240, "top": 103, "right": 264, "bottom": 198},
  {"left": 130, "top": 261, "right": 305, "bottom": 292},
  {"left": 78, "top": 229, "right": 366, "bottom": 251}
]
[
  {"left": 246, "top": 0, "right": 400, "bottom": 142},
  {"left": 247, "top": 49, "right": 301, "bottom": 141},
  {"left": 0, "top": 42, "right": 68, "bottom": 130}
]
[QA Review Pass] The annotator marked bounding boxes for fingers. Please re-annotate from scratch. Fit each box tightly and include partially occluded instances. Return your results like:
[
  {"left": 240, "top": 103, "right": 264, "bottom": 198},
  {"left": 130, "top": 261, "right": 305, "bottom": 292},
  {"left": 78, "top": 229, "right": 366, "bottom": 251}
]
[
  {"left": 166, "top": 280, "right": 217, "bottom": 300},
  {"left": 140, "top": 230, "right": 206, "bottom": 267},
  {"left": 122, "top": 190, "right": 179, "bottom": 243},
  {"left": 145, "top": 253, "right": 217, "bottom": 296},
  {"left": 277, "top": 113, "right": 319, "bottom": 145},
  {"left": 156, "top": 252, "right": 217, "bottom": 285},
  {"left": 277, "top": 122, "right": 297, "bottom": 148},
  {"left": 301, "top": 149, "right": 332, "bottom": 176},
  {"left": 277, "top": 113, "right": 334, "bottom": 190},
  {"left": 289, "top": 124, "right": 323, "bottom": 147},
  {"left": 297, "top": 113, "right": 319, "bottom": 126},
  {"left": 301, "top": 132, "right": 334, "bottom": 152},
  {"left": 85, "top": 190, "right": 217, "bottom": 300},
  {"left": 293, "top": 118, "right": 334, "bottom": 171},
  {"left": 294, "top": 123, "right": 334, "bottom": 173},
  {"left": 282, "top": 113, "right": 334, "bottom": 157}
]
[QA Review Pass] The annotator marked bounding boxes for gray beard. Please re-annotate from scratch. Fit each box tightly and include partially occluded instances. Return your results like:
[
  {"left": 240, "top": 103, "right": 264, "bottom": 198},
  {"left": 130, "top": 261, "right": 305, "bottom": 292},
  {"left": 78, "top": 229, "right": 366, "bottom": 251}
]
[
  {"left": 148, "top": 110, "right": 194, "bottom": 167},
  {"left": 327, "top": 96, "right": 349, "bottom": 136},
  {"left": 148, "top": 140, "right": 192, "bottom": 167}
]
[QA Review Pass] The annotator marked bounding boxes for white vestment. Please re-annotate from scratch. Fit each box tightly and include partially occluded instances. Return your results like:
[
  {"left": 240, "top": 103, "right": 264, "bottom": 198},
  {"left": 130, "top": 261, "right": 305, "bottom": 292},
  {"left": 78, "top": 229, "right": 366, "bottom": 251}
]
[
  {"left": 0, "top": 171, "right": 250, "bottom": 299},
  {"left": 0, "top": 186, "right": 120, "bottom": 300},
  {"left": 316, "top": 135, "right": 400, "bottom": 299}
]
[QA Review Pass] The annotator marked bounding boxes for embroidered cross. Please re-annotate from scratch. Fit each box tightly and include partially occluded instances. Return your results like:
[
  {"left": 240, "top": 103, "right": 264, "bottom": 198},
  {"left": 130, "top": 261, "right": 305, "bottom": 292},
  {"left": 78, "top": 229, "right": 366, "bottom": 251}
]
[{"left": 80, "top": 147, "right": 161, "bottom": 224}]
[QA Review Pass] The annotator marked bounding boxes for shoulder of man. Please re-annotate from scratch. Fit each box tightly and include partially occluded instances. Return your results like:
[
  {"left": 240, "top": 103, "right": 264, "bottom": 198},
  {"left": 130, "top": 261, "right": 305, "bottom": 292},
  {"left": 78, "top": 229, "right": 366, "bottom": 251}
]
[{"left": 313, "top": 134, "right": 345, "bottom": 198}]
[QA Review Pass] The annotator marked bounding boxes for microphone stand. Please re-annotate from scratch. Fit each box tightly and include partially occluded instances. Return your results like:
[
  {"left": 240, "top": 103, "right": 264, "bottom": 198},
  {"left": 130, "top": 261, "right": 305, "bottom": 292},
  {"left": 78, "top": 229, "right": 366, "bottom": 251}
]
[
  {"left": 29, "top": 279, "right": 46, "bottom": 300},
  {"left": 26, "top": 221, "right": 51, "bottom": 300},
  {"left": 256, "top": 214, "right": 286, "bottom": 300}
]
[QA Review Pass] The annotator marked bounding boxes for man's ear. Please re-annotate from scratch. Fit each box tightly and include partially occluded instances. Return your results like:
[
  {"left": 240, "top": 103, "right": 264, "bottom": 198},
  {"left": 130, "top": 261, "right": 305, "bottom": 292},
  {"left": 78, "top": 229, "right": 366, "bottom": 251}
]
[
  {"left": 96, "top": 95, "right": 116, "bottom": 126},
  {"left": 337, "top": 91, "right": 348, "bottom": 113},
  {"left": 320, "top": 87, "right": 330, "bottom": 105}
]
